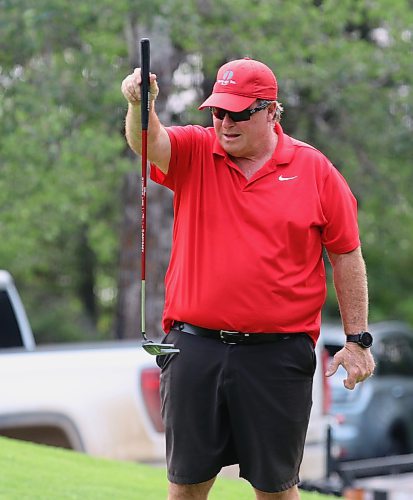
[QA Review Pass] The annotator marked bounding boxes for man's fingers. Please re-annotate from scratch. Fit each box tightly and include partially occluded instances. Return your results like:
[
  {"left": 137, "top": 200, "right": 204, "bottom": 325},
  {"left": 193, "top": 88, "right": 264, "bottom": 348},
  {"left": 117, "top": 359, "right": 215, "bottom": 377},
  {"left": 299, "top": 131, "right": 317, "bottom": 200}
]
[
  {"left": 149, "top": 78, "right": 159, "bottom": 100},
  {"left": 129, "top": 75, "right": 141, "bottom": 99},
  {"left": 121, "top": 69, "right": 141, "bottom": 103},
  {"left": 327, "top": 345, "right": 376, "bottom": 391},
  {"left": 325, "top": 358, "right": 339, "bottom": 377},
  {"left": 121, "top": 77, "right": 136, "bottom": 103},
  {"left": 344, "top": 370, "right": 368, "bottom": 389},
  {"left": 343, "top": 365, "right": 360, "bottom": 390},
  {"left": 343, "top": 359, "right": 373, "bottom": 390},
  {"left": 343, "top": 377, "right": 356, "bottom": 390},
  {"left": 121, "top": 69, "right": 158, "bottom": 104}
]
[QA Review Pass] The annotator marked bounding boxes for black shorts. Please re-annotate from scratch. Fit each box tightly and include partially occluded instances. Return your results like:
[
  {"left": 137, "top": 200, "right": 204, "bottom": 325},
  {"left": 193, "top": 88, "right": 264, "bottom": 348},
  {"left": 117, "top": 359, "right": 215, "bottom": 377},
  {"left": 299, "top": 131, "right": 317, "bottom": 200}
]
[{"left": 157, "top": 329, "right": 316, "bottom": 493}]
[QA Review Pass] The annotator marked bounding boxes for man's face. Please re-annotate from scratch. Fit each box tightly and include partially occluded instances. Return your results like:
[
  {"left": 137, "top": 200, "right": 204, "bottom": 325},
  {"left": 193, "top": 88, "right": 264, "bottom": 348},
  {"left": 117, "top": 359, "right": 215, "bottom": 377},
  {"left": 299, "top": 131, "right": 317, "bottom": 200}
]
[{"left": 212, "top": 101, "right": 275, "bottom": 158}]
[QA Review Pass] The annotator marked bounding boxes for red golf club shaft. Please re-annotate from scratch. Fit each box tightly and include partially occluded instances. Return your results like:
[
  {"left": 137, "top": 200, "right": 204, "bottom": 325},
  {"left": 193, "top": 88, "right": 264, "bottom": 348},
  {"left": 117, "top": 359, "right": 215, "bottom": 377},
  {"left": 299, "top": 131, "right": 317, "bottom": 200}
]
[{"left": 140, "top": 38, "right": 150, "bottom": 339}]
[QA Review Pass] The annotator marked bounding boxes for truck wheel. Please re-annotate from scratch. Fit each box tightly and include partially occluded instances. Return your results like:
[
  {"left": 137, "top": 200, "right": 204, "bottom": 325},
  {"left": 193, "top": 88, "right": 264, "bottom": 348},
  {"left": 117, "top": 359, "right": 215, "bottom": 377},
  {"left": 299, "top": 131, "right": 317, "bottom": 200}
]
[{"left": 1, "top": 425, "right": 73, "bottom": 449}]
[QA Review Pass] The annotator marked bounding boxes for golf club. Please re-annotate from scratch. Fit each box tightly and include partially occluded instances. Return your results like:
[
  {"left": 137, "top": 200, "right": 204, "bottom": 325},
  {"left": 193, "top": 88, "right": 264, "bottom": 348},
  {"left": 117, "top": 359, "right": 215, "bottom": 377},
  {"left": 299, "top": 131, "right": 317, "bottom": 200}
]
[{"left": 139, "top": 38, "right": 179, "bottom": 356}]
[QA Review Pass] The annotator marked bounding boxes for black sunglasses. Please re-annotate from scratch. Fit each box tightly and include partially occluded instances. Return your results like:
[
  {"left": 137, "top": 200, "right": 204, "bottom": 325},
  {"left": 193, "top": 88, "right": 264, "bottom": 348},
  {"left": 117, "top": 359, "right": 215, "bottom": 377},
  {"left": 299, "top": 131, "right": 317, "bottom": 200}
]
[{"left": 210, "top": 100, "right": 272, "bottom": 122}]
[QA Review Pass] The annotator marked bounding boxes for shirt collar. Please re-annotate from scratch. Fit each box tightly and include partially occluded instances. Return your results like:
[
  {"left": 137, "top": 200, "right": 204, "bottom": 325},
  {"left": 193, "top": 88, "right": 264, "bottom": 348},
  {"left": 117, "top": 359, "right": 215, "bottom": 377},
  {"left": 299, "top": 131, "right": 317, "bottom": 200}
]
[{"left": 272, "top": 123, "right": 295, "bottom": 165}]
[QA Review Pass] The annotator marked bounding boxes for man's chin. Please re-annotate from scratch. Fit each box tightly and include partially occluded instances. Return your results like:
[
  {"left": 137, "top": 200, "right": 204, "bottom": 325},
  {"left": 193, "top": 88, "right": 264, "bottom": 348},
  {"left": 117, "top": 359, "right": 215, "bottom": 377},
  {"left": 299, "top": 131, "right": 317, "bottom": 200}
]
[{"left": 220, "top": 137, "right": 243, "bottom": 156}]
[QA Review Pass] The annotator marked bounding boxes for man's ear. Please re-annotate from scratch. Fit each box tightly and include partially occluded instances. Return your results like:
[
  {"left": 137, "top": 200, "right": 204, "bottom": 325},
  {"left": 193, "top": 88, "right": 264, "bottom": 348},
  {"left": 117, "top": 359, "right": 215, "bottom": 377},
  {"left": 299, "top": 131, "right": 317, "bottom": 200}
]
[{"left": 267, "top": 102, "right": 277, "bottom": 121}]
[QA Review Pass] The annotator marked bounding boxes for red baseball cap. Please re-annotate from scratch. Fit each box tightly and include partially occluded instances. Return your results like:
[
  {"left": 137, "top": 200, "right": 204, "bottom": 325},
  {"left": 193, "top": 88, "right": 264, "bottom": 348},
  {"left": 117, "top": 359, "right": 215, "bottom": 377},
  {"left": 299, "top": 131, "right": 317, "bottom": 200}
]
[{"left": 199, "top": 57, "right": 278, "bottom": 112}]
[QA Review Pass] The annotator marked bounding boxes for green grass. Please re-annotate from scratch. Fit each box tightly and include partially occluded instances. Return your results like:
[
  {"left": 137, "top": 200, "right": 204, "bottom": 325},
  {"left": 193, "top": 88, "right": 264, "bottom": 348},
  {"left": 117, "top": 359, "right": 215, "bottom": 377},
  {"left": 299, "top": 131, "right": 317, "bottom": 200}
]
[{"left": 0, "top": 437, "right": 339, "bottom": 499}]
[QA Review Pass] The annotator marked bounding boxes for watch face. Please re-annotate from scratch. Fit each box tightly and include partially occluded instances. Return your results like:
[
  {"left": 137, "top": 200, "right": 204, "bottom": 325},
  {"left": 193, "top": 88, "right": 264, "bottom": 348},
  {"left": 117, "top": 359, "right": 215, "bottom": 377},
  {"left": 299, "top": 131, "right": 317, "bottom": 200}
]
[{"left": 360, "top": 331, "right": 373, "bottom": 348}]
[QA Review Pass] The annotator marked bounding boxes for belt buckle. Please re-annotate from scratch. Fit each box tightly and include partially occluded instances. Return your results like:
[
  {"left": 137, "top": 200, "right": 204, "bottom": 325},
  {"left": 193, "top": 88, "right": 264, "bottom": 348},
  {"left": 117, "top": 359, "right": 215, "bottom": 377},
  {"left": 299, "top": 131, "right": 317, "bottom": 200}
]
[{"left": 219, "top": 330, "right": 249, "bottom": 344}]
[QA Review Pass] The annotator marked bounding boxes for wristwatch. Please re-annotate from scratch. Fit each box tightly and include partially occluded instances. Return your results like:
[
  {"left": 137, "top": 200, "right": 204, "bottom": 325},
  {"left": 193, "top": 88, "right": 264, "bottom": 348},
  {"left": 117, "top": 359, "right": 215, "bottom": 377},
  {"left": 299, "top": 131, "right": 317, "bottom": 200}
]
[{"left": 346, "top": 331, "right": 373, "bottom": 348}]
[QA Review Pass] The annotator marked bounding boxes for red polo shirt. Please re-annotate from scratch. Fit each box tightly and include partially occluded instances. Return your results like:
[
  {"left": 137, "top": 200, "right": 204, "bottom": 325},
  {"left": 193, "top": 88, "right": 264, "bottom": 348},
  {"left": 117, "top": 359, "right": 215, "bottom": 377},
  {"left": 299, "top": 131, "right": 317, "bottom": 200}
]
[{"left": 150, "top": 123, "right": 360, "bottom": 344}]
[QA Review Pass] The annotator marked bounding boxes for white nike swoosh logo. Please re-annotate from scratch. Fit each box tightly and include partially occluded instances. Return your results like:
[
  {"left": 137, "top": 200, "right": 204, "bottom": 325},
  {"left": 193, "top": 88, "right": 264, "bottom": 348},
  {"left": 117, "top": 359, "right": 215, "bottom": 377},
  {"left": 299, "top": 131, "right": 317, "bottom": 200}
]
[{"left": 278, "top": 175, "right": 298, "bottom": 181}]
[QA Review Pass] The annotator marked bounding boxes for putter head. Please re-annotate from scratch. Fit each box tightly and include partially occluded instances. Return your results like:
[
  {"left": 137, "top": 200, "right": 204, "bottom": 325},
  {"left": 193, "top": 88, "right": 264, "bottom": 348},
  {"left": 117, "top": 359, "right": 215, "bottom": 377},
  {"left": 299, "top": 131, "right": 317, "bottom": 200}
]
[{"left": 142, "top": 340, "right": 180, "bottom": 356}]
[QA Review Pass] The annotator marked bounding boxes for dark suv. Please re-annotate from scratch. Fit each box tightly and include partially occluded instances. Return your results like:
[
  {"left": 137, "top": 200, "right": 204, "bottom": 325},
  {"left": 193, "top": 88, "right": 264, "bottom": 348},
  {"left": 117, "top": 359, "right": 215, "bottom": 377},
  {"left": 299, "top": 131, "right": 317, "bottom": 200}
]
[{"left": 322, "top": 321, "right": 413, "bottom": 460}]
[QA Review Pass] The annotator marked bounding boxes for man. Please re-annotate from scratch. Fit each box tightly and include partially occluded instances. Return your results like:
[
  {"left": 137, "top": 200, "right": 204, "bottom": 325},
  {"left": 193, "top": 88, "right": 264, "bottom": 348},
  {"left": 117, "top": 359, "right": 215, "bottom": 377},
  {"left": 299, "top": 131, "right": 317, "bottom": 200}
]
[{"left": 121, "top": 58, "right": 375, "bottom": 500}]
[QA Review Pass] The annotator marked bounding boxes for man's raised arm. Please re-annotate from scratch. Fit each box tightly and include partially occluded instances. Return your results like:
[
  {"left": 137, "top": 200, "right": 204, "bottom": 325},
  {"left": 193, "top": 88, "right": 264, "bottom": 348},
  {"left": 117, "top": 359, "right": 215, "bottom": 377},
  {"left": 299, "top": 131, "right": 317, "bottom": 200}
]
[{"left": 121, "top": 68, "right": 171, "bottom": 174}]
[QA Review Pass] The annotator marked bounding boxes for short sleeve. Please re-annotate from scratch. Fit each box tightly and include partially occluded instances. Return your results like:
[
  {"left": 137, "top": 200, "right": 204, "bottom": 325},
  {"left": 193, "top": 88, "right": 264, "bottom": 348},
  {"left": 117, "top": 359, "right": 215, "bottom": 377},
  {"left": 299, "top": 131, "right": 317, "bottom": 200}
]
[
  {"left": 320, "top": 165, "right": 360, "bottom": 253},
  {"left": 150, "top": 125, "right": 203, "bottom": 192}
]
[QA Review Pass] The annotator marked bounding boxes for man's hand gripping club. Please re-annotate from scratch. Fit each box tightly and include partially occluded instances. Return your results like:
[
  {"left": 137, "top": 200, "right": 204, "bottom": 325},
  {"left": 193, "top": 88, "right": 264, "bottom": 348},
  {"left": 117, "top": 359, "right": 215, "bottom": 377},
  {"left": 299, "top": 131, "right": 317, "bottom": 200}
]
[{"left": 121, "top": 68, "right": 159, "bottom": 106}]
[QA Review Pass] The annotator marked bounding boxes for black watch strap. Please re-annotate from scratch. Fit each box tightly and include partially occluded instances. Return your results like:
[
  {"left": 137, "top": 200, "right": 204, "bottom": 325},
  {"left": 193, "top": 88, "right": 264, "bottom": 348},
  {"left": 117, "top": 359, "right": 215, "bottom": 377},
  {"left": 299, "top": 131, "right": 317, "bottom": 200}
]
[{"left": 346, "top": 331, "right": 373, "bottom": 348}]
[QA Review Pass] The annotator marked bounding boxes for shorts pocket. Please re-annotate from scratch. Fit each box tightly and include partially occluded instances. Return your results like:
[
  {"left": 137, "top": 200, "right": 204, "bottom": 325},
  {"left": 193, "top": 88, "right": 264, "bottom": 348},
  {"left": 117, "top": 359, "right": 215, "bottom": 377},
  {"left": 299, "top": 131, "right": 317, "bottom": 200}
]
[
  {"left": 156, "top": 332, "right": 179, "bottom": 370},
  {"left": 156, "top": 352, "right": 175, "bottom": 370},
  {"left": 302, "top": 334, "right": 317, "bottom": 375}
]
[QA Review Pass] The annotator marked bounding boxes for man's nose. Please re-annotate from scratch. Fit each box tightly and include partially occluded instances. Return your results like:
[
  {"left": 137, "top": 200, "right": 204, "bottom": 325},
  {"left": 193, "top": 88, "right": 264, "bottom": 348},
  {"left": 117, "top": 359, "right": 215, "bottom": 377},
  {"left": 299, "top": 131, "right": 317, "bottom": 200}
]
[{"left": 221, "top": 112, "right": 234, "bottom": 125}]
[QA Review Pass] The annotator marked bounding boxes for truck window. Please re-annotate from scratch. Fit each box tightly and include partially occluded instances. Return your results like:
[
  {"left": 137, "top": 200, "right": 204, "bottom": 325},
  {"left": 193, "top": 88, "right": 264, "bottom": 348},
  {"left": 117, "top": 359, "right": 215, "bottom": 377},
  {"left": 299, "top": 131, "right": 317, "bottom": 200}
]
[
  {"left": 375, "top": 334, "right": 413, "bottom": 376},
  {"left": 0, "top": 290, "right": 23, "bottom": 348}
]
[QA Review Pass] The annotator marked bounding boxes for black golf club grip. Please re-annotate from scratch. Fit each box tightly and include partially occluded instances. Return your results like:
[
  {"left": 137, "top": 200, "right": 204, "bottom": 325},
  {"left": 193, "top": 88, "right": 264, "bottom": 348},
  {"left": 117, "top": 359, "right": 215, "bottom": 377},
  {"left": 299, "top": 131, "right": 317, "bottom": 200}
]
[{"left": 140, "top": 38, "right": 150, "bottom": 130}]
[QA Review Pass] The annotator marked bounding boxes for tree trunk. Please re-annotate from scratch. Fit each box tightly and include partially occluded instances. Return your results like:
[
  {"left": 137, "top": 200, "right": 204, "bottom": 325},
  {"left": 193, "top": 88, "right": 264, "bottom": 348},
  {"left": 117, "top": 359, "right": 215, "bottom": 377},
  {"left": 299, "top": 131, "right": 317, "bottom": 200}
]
[
  {"left": 115, "top": 172, "right": 140, "bottom": 340},
  {"left": 115, "top": 16, "right": 182, "bottom": 340},
  {"left": 115, "top": 170, "right": 173, "bottom": 340}
]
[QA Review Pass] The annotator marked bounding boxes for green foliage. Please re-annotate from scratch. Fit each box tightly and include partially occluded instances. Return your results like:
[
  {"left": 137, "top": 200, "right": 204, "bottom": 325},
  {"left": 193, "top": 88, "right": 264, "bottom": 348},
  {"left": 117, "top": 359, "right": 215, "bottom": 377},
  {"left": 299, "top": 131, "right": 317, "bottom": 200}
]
[
  {"left": 0, "top": 0, "right": 132, "bottom": 341},
  {"left": 1, "top": 0, "right": 412, "bottom": 340}
]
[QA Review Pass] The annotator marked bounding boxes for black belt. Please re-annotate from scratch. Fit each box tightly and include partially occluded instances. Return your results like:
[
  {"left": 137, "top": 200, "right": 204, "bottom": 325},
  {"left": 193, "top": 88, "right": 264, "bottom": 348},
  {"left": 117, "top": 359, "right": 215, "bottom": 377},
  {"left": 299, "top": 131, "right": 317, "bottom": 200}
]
[{"left": 171, "top": 322, "right": 304, "bottom": 345}]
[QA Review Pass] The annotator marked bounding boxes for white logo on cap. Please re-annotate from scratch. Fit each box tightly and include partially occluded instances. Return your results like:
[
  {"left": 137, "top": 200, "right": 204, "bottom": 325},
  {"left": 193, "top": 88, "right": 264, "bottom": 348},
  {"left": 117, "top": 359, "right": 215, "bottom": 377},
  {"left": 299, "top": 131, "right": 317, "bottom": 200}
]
[{"left": 217, "top": 70, "right": 236, "bottom": 86}]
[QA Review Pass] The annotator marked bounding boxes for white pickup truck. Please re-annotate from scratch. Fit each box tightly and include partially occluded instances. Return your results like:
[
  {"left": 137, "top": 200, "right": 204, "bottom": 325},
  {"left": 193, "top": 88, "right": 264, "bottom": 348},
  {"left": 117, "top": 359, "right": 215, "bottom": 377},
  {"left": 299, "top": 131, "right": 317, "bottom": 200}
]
[
  {"left": 0, "top": 270, "right": 328, "bottom": 479},
  {"left": 0, "top": 269, "right": 164, "bottom": 462}
]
